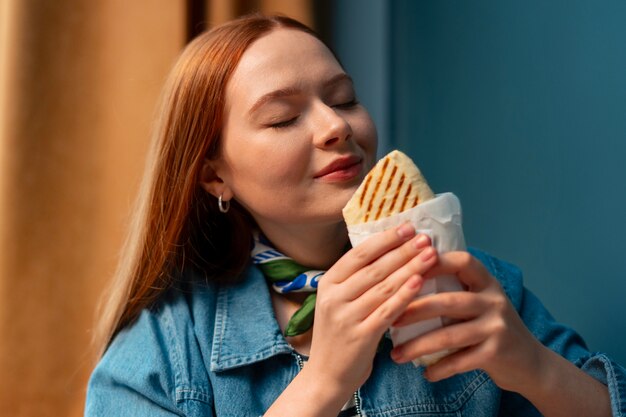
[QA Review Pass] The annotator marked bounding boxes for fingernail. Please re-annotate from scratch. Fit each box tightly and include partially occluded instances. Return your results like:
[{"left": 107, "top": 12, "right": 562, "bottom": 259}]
[
  {"left": 392, "top": 316, "right": 405, "bottom": 327},
  {"left": 407, "top": 274, "right": 422, "bottom": 289},
  {"left": 391, "top": 347, "right": 403, "bottom": 362},
  {"left": 419, "top": 247, "right": 435, "bottom": 261},
  {"left": 414, "top": 234, "right": 430, "bottom": 249},
  {"left": 397, "top": 223, "right": 415, "bottom": 238}
]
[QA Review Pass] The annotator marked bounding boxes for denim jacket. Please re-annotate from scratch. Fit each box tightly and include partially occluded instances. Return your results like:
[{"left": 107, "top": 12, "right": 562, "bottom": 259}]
[{"left": 85, "top": 249, "right": 626, "bottom": 416}]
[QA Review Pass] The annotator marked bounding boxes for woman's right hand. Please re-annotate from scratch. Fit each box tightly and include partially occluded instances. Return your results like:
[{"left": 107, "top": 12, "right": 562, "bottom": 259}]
[{"left": 306, "top": 223, "right": 437, "bottom": 395}]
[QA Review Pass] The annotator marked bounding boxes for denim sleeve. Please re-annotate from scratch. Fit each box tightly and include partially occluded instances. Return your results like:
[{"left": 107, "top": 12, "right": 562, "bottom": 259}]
[
  {"left": 85, "top": 303, "right": 214, "bottom": 416},
  {"left": 518, "top": 289, "right": 626, "bottom": 416},
  {"left": 472, "top": 249, "right": 626, "bottom": 416}
]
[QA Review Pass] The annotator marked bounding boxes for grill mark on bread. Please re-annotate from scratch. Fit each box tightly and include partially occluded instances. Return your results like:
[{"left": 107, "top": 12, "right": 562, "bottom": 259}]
[
  {"left": 364, "top": 200, "right": 372, "bottom": 222},
  {"left": 399, "top": 184, "right": 412, "bottom": 212},
  {"left": 388, "top": 173, "right": 405, "bottom": 213},
  {"left": 414, "top": 196, "right": 419, "bottom": 207},
  {"left": 359, "top": 176, "right": 372, "bottom": 207},
  {"left": 384, "top": 165, "right": 398, "bottom": 192},
  {"left": 374, "top": 197, "right": 386, "bottom": 220},
  {"left": 378, "top": 164, "right": 398, "bottom": 219},
  {"left": 363, "top": 157, "right": 389, "bottom": 221},
  {"left": 376, "top": 158, "right": 390, "bottom": 193}
]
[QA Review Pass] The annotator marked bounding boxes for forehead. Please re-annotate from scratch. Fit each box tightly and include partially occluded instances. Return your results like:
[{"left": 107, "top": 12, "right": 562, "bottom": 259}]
[{"left": 225, "top": 28, "right": 343, "bottom": 109}]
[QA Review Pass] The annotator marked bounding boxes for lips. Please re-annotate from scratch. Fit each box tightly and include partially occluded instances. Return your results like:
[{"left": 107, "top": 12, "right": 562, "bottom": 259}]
[{"left": 314, "top": 155, "right": 363, "bottom": 181}]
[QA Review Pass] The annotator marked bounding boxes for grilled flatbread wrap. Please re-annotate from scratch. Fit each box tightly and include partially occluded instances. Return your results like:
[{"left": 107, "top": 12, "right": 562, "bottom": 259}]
[
  {"left": 343, "top": 150, "right": 434, "bottom": 226},
  {"left": 342, "top": 150, "right": 465, "bottom": 367}
]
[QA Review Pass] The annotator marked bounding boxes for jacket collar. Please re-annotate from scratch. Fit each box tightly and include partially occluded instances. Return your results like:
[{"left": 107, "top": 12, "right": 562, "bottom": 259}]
[{"left": 210, "top": 265, "right": 293, "bottom": 372}]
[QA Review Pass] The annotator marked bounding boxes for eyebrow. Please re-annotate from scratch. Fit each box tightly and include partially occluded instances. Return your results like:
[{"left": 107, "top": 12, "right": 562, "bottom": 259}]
[{"left": 248, "top": 73, "right": 354, "bottom": 115}]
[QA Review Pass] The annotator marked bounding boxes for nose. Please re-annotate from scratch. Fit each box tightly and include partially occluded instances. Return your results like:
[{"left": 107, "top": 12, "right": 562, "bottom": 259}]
[{"left": 312, "top": 102, "right": 353, "bottom": 148}]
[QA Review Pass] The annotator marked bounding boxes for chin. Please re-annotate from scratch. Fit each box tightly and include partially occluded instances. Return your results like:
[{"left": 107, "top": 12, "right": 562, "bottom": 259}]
[
  {"left": 326, "top": 192, "right": 355, "bottom": 222},
  {"left": 339, "top": 184, "right": 359, "bottom": 204}
]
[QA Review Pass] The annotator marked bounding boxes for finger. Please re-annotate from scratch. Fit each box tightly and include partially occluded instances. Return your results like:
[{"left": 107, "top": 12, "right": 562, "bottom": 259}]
[
  {"left": 422, "top": 251, "right": 493, "bottom": 291},
  {"left": 423, "top": 344, "right": 485, "bottom": 382},
  {"left": 393, "top": 291, "right": 488, "bottom": 327},
  {"left": 390, "top": 317, "right": 490, "bottom": 364},
  {"left": 361, "top": 273, "right": 425, "bottom": 334},
  {"left": 340, "top": 234, "right": 432, "bottom": 300},
  {"left": 351, "top": 246, "right": 437, "bottom": 319},
  {"left": 325, "top": 223, "right": 417, "bottom": 284}
]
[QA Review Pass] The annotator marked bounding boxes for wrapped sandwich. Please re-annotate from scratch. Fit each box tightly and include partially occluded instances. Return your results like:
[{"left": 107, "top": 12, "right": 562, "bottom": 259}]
[{"left": 342, "top": 150, "right": 465, "bottom": 366}]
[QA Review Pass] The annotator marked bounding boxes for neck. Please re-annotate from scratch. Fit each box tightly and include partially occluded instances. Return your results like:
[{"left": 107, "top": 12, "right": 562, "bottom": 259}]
[{"left": 257, "top": 220, "right": 349, "bottom": 270}]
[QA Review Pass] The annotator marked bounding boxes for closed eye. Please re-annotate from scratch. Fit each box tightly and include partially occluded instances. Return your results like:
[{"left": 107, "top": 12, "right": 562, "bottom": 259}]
[
  {"left": 268, "top": 116, "right": 298, "bottom": 129},
  {"left": 333, "top": 99, "right": 359, "bottom": 109}
]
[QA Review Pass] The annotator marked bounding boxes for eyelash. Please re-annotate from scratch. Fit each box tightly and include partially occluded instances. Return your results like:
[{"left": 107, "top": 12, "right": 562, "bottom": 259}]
[
  {"left": 269, "top": 117, "right": 298, "bottom": 129},
  {"left": 268, "top": 99, "right": 359, "bottom": 129},
  {"left": 334, "top": 99, "right": 359, "bottom": 109}
]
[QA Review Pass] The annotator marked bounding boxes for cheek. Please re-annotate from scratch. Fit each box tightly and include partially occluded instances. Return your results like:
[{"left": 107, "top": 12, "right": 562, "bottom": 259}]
[
  {"left": 225, "top": 141, "right": 313, "bottom": 219},
  {"left": 353, "top": 115, "right": 378, "bottom": 164},
  {"left": 224, "top": 135, "right": 310, "bottom": 190}
]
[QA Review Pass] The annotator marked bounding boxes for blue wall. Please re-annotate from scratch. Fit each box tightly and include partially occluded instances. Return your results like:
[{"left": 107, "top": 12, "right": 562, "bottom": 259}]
[
  {"left": 331, "top": 0, "right": 390, "bottom": 155},
  {"left": 333, "top": 1, "right": 626, "bottom": 363}
]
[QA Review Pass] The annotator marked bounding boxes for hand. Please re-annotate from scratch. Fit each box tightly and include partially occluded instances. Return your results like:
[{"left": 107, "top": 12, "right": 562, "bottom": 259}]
[
  {"left": 305, "top": 224, "right": 437, "bottom": 396},
  {"left": 390, "top": 251, "right": 546, "bottom": 393}
]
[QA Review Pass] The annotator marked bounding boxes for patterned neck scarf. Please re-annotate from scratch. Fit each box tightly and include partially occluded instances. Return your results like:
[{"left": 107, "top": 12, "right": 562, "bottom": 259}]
[{"left": 251, "top": 232, "right": 325, "bottom": 337}]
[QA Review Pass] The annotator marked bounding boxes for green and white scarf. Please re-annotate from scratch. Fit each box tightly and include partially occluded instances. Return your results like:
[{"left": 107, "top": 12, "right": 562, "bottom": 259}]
[{"left": 251, "top": 232, "right": 325, "bottom": 337}]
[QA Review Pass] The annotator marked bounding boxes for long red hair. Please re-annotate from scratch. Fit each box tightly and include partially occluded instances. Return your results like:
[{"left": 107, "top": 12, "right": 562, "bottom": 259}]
[{"left": 94, "top": 14, "right": 322, "bottom": 356}]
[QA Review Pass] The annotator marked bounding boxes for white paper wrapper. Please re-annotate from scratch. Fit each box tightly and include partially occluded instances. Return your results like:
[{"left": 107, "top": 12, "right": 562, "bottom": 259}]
[{"left": 347, "top": 192, "right": 466, "bottom": 366}]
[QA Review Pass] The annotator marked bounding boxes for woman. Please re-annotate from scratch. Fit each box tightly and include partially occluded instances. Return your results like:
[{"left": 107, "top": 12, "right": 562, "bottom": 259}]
[{"left": 86, "top": 14, "right": 624, "bottom": 416}]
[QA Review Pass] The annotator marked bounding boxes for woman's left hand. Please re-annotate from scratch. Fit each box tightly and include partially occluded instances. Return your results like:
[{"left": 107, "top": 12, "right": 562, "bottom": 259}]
[{"left": 390, "top": 251, "right": 546, "bottom": 393}]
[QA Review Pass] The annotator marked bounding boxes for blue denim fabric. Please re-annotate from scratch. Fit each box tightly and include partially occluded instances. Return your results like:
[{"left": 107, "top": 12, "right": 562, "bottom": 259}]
[{"left": 85, "top": 249, "right": 626, "bottom": 416}]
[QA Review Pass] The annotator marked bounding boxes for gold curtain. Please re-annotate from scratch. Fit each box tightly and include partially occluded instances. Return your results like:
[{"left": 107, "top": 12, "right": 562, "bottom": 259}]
[{"left": 0, "top": 1, "right": 312, "bottom": 416}]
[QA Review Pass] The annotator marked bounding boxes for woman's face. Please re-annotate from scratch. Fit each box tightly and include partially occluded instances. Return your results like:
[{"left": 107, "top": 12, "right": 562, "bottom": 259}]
[{"left": 211, "top": 28, "right": 377, "bottom": 231}]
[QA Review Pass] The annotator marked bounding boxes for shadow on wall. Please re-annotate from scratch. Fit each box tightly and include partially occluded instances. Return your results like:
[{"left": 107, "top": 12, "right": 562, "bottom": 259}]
[{"left": 331, "top": 0, "right": 626, "bottom": 364}]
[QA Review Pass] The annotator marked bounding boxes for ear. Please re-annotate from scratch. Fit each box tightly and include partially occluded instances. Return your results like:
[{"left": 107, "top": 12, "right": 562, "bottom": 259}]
[{"left": 198, "top": 158, "right": 234, "bottom": 201}]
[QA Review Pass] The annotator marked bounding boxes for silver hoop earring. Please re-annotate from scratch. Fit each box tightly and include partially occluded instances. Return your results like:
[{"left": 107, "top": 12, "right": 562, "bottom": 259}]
[{"left": 218, "top": 194, "right": 230, "bottom": 213}]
